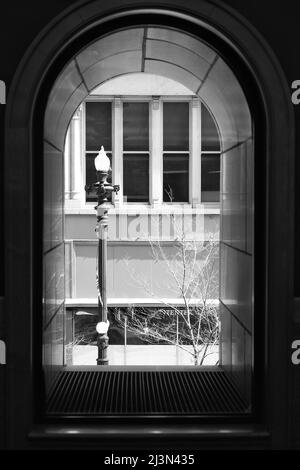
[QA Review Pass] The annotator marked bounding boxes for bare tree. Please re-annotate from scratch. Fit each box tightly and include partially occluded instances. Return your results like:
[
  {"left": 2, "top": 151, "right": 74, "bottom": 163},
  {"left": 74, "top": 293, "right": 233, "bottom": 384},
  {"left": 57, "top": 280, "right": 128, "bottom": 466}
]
[{"left": 114, "top": 222, "right": 219, "bottom": 366}]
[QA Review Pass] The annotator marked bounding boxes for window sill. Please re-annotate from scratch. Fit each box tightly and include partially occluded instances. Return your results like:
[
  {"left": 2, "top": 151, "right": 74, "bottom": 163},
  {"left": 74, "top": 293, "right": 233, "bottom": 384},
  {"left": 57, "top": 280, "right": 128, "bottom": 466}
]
[
  {"left": 64, "top": 203, "right": 220, "bottom": 216},
  {"left": 65, "top": 298, "right": 219, "bottom": 307},
  {"left": 28, "top": 423, "right": 270, "bottom": 448}
]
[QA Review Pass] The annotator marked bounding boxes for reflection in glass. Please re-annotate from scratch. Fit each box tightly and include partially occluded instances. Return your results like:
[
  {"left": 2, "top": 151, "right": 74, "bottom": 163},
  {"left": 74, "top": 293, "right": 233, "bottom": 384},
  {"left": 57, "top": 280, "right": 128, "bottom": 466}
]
[
  {"left": 123, "top": 102, "right": 149, "bottom": 151},
  {"left": 86, "top": 102, "right": 112, "bottom": 151},
  {"left": 163, "top": 154, "right": 189, "bottom": 202},
  {"left": 163, "top": 102, "right": 189, "bottom": 151},
  {"left": 201, "top": 104, "right": 220, "bottom": 151},
  {"left": 123, "top": 154, "right": 149, "bottom": 202},
  {"left": 201, "top": 153, "right": 220, "bottom": 202}
]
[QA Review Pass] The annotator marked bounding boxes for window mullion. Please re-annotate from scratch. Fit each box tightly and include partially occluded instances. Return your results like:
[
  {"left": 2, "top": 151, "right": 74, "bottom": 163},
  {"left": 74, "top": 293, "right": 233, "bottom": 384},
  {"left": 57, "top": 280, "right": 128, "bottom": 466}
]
[
  {"left": 191, "top": 98, "right": 201, "bottom": 206},
  {"left": 82, "top": 103, "right": 87, "bottom": 206},
  {"left": 113, "top": 98, "right": 123, "bottom": 207},
  {"left": 64, "top": 126, "right": 71, "bottom": 200},
  {"left": 68, "top": 106, "right": 83, "bottom": 206},
  {"left": 150, "top": 97, "right": 163, "bottom": 206}
]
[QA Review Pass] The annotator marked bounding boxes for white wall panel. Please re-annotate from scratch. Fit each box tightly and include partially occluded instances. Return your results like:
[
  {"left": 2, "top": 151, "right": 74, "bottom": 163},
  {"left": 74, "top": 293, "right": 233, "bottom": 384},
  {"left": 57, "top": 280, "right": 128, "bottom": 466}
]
[
  {"left": 76, "top": 29, "right": 144, "bottom": 71},
  {"left": 145, "top": 40, "right": 211, "bottom": 80},
  {"left": 81, "top": 52, "right": 143, "bottom": 92},
  {"left": 145, "top": 59, "right": 201, "bottom": 93},
  {"left": 146, "top": 28, "right": 217, "bottom": 64}
]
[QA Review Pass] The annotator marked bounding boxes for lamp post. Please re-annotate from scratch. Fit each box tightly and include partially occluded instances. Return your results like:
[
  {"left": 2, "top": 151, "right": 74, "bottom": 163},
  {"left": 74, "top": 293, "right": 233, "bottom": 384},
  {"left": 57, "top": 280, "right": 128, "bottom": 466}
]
[{"left": 85, "top": 146, "right": 120, "bottom": 365}]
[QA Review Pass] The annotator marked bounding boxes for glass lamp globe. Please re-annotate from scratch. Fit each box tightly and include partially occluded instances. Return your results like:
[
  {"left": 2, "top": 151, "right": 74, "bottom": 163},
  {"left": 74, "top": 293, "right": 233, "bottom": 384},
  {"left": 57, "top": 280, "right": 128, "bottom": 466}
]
[
  {"left": 96, "top": 321, "right": 109, "bottom": 334},
  {"left": 94, "top": 146, "right": 110, "bottom": 172}
]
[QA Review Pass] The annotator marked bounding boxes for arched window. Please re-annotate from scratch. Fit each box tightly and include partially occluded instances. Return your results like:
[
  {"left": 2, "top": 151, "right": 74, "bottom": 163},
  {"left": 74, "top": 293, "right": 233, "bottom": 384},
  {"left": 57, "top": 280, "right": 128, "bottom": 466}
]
[
  {"left": 65, "top": 76, "right": 221, "bottom": 206},
  {"left": 5, "top": 0, "right": 294, "bottom": 446},
  {"left": 43, "top": 25, "right": 254, "bottom": 416}
]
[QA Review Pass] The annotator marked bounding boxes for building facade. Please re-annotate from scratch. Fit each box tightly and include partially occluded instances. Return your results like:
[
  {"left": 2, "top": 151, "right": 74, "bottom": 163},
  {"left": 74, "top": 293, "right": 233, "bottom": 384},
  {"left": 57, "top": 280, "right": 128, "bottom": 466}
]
[
  {"left": 63, "top": 73, "right": 222, "bottom": 365},
  {"left": 64, "top": 74, "right": 220, "bottom": 300}
]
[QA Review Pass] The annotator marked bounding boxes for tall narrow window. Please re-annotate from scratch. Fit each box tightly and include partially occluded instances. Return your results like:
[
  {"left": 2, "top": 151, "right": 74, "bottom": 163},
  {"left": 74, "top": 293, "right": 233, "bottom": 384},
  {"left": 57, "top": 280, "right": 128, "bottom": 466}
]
[
  {"left": 123, "top": 102, "right": 149, "bottom": 203},
  {"left": 163, "top": 102, "right": 189, "bottom": 202},
  {"left": 85, "top": 101, "right": 112, "bottom": 202},
  {"left": 201, "top": 104, "right": 220, "bottom": 202}
]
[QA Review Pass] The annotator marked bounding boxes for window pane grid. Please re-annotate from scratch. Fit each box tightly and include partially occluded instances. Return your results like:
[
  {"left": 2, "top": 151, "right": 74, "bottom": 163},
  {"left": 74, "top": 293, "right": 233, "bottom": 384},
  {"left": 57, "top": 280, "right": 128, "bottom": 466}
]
[
  {"left": 163, "top": 151, "right": 190, "bottom": 154},
  {"left": 83, "top": 98, "right": 221, "bottom": 206},
  {"left": 163, "top": 102, "right": 189, "bottom": 202},
  {"left": 163, "top": 153, "right": 189, "bottom": 203},
  {"left": 86, "top": 150, "right": 112, "bottom": 153},
  {"left": 122, "top": 102, "right": 149, "bottom": 203},
  {"left": 85, "top": 101, "right": 113, "bottom": 203},
  {"left": 123, "top": 153, "right": 149, "bottom": 203},
  {"left": 201, "top": 103, "right": 220, "bottom": 152},
  {"left": 163, "top": 102, "right": 189, "bottom": 152},
  {"left": 123, "top": 102, "right": 149, "bottom": 152},
  {"left": 201, "top": 152, "right": 220, "bottom": 203},
  {"left": 201, "top": 151, "right": 221, "bottom": 154},
  {"left": 200, "top": 103, "right": 220, "bottom": 202},
  {"left": 85, "top": 101, "right": 112, "bottom": 152}
]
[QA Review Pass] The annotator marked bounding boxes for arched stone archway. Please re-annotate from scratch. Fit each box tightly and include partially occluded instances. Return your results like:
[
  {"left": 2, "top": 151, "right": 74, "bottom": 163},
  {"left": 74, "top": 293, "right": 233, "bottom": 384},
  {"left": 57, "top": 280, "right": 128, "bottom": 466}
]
[
  {"left": 43, "top": 24, "right": 254, "bottom": 403},
  {"left": 4, "top": 0, "right": 293, "bottom": 448},
  {"left": 45, "top": 26, "right": 251, "bottom": 152}
]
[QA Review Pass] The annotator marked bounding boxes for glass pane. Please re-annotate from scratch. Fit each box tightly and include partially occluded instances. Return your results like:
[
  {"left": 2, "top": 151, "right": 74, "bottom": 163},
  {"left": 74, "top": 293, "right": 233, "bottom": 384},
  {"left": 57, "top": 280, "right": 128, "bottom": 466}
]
[
  {"left": 201, "top": 104, "right": 220, "bottom": 151},
  {"left": 163, "top": 154, "right": 189, "bottom": 202},
  {"left": 201, "top": 153, "right": 220, "bottom": 202},
  {"left": 85, "top": 152, "right": 112, "bottom": 202},
  {"left": 86, "top": 102, "right": 112, "bottom": 151},
  {"left": 123, "top": 154, "right": 149, "bottom": 202},
  {"left": 123, "top": 102, "right": 149, "bottom": 151},
  {"left": 163, "top": 102, "right": 189, "bottom": 151}
]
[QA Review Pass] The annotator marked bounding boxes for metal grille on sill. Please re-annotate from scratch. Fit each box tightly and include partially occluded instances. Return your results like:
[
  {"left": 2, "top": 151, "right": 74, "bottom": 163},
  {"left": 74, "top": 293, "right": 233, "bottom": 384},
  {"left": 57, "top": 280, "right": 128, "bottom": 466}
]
[{"left": 46, "top": 369, "right": 247, "bottom": 416}]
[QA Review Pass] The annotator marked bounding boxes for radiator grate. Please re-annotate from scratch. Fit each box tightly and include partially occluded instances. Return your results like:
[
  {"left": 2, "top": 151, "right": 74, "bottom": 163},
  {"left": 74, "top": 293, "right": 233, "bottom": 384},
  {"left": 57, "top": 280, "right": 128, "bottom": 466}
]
[{"left": 46, "top": 369, "right": 248, "bottom": 416}]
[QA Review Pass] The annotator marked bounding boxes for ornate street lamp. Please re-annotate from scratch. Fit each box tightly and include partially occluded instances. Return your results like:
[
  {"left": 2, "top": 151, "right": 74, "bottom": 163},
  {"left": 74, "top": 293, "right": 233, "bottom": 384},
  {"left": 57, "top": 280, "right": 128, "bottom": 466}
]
[{"left": 85, "top": 146, "right": 120, "bottom": 365}]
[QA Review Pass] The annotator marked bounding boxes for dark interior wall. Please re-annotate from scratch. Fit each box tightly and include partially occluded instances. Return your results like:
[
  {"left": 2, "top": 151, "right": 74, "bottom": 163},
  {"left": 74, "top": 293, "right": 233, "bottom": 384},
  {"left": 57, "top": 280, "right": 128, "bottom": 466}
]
[
  {"left": 222, "top": 3, "right": 300, "bottom": 295},
  {"left": 0, "top": 1, "right": 76, "bottom": 296}
]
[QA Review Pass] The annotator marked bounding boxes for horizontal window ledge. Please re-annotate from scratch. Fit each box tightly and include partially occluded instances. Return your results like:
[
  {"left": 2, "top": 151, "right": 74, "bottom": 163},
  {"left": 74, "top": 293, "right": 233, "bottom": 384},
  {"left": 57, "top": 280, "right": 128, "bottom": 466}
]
[
  {"left": 28, "top": 424, "right": 270, "bottom": 445},
  {"left": 65, "top": 298, "right": 219, "bottom": 308},
  {"left": 64, "top": 205, "right": 220, "bottom": 215},
  {"left": 64, "top": 239, "right": 219, "bottom": 245},
  {"left": 86, "top": 95, "right": 197, "bottom": 100}
]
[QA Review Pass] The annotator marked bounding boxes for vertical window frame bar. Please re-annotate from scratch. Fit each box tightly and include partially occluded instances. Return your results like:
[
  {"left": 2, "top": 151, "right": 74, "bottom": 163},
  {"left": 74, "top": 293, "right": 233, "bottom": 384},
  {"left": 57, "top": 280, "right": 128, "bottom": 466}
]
[
  {"left": 150, "top": 96, "right": 163, "bottom": 206},
  {"left": 122, "top": 100, "right": 150, "bottom": 204},
  {"left": 190, "top": 98, "right": 201, "bottom": 207},
  {"left": 113, "top": 97, "right": 123, "bottom": 207},
  {"left": 162, "top": 100, "right": 190, "bottom": 204},
  {"left": 82, "top": 102, "right": 87, "bottom": 205},
  {"left": 200, "top": 102, "right": 222, "bottom": 203}
]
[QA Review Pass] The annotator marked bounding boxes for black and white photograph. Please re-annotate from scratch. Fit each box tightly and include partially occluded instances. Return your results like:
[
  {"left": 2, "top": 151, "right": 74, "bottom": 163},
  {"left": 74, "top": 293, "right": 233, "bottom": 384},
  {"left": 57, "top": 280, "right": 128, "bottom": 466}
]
[{"left": 0, "top": 0, "right": 300, "bottom": 454}]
